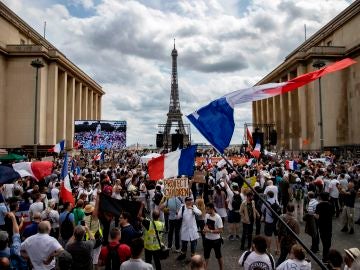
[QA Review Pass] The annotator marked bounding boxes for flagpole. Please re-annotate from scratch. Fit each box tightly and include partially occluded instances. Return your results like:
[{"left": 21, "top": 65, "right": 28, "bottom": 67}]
[{"left": 218, "top": 152, "right": 327, "bottom": 270}]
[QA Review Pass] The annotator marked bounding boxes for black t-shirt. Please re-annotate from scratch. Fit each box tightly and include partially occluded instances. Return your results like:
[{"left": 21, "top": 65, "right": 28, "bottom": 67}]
[
  {"left": 66, "top": 240, "right": 95, "bottom": 270},
  {"left": 280, "top": 181, "right": 290, "bottom": 198},
  {"left": 343, "top": 189, "right": 356, "bottom": 208},
  {"left": 315, "top": 201, "right": 334, "bottom": 232}
]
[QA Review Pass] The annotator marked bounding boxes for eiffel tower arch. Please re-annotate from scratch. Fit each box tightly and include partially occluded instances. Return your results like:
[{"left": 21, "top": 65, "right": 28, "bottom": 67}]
[{"left": 159, "top": 40, "right": 190, "bottom": 150}]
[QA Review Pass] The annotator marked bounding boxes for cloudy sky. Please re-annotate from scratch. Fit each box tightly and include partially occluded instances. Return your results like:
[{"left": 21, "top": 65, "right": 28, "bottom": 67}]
[{"left": 3, "top": 0, "right": 354, "bottom": 146}]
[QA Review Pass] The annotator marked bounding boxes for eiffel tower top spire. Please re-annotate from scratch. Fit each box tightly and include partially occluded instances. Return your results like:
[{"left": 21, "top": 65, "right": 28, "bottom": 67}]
[{"left": 169, "top": 38, "right": 180, "bottom": 113}]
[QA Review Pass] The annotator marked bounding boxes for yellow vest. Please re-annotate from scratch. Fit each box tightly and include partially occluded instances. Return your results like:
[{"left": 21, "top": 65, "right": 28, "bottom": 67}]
[{"left": 144, "top": 220, "right": 164, "bottom": 251}]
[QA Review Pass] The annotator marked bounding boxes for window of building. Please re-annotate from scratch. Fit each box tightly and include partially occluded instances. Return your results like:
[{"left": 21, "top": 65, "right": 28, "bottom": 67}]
[
  {"left": 327, "top": 40, "right": 332, "bottom": 46},
  {"left": 20, "top": 39, "right": 25, "bottom": 45}
]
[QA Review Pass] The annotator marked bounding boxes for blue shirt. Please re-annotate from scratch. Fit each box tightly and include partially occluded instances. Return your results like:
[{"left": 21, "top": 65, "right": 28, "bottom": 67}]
[
  {"left": 0, "top": 203, "right": 8, "bottom": 225},
  {"left": 166, "top": 197, "right": 182, "bottom": 220},
  {"left": 22, "top": 222, "right": 39, "bottom": 239},
  {"left": 59, "top": 211, "right": 75, "bottom": 225}
]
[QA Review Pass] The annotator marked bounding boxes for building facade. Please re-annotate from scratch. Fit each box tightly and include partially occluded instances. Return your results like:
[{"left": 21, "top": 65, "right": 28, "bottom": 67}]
[
  {"left": 0, "top": 2, "right": 104, "bottom": 150},
  {"left": 252, "top": 1, "right": 360, "bottom": 151}
]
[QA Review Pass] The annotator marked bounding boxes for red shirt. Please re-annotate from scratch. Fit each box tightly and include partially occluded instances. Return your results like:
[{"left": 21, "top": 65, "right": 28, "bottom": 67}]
[{"left": 99, "top": 241, "right": 131, "bottom": 265}]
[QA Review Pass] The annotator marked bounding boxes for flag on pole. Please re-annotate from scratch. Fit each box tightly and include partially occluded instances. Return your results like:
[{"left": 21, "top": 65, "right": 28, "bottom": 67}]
[
  {"left": 70, "top": 158, "right": 76, "bottom": 172},
  {"left": 148, "top": 145, "right": 197, "bottom": 180},
  {"left": 250, "top": 142, "right": 261, "bottom": 159},
  {"left": 187, "top": 58, "right": 356, "bottom": 153},
  {"left": 246, "top": 158, "right": 254, "bottom": 166},
  {"left": 60, "top": 153, "right": 75, "bottom": 206},
  {"left": 94, "top": 151, "right": 105, "bottom": 161},
  {"left": 246, "top": 128, "right": 254, "bottom": 147},
  {"left": 286, "top": 160, "right": 298, "bottom": 171},
  {"left": 49, "top": 140, "right": 65, "bottom": 153}
]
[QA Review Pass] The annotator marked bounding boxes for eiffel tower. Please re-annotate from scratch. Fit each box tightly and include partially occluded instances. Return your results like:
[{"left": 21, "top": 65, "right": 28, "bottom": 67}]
[{"left": 163, "top": 40, "right": 189, "bottom": 149}]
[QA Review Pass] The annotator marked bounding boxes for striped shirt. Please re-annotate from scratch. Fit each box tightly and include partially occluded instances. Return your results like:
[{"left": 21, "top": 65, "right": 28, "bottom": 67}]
[{"left": 307, "top": 199, "right": 318, "bottom": 215}]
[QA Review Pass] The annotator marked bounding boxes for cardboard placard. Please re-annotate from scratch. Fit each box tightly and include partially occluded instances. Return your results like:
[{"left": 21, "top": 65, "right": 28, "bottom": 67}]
[
  {"left": 193, "top": 170, "right": 206, "bottom": 183},
  {"left": 164, "top": 178, "right": 190, "bottom": 197},
  {"left": 242, "top": 176, "right": 257, "bottom": 188}
]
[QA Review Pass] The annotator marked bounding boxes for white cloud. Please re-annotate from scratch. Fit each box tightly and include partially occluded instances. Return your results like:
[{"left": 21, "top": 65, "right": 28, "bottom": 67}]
[{"left": 1, "top": 0, "right": 354, "bottom": 146}]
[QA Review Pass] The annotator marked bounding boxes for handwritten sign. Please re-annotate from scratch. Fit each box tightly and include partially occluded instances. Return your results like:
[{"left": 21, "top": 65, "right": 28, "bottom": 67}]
[
  {"left": 242, "top": 176, "right": 257, "bottom": 188},
  {"left": 164, "top": 178, "right": 190, "bottom": 197}
]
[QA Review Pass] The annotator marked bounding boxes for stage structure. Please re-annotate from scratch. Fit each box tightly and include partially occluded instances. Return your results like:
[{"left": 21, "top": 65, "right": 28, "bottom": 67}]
[
  {"left": 157, "top": 40, "right": 189, "bottom": 150},
  {"left": 244, "top": 123, "right": 276, "bottom": 150}
]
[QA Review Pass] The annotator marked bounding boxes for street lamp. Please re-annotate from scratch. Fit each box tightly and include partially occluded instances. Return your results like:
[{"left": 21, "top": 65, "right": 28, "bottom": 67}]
[
  {"left": 31, "top": 59, "right": 44, "bottom": 158},
  {"left": 312, "top": 59, "right": 326, "bottom": 151}
]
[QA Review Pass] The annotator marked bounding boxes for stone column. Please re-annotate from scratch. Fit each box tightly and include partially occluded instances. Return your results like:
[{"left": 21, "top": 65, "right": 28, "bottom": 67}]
[
  {"left": 280, "top": 76, "right": 289, "bottom": 149},
  {"left": 274, "top": 96, "right": 281, "bottom": 150},
  {"left": 88, "top": 89, "right": 93, "bottom": 119},
  {"left": 252, "top": 102, "right": 258, "bottom": 123},
  {"left": 98, "top": 95, "right": 102, "bottom": 120},
  {"left": 46, "top": 63, "right": 58, "bottom": 144},
  {"left": 94, "top": 93, "right": 98, "bottom": 120},
  {"left": 81, "top": 86, "right": 88, "bottom": 119},
  {"left": 66, "top": 76, "right": 75, "bottom": 149},
  {"left": 75, "top": 81, "right": 82, "bottom": 120},
  {"left": 57, "top": 71, "right": 67, "bottom": 142}
]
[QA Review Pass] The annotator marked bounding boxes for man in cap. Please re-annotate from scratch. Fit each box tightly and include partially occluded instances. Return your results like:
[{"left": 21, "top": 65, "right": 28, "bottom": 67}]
[{"left": 177, "top": 196, "right": 202, "bottom": 260}]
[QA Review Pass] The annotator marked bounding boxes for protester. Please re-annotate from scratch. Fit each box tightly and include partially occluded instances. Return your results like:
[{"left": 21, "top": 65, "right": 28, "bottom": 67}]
[
  {"left": 238, "top": 235, "right": 275, "bottom": 270},
  {"left": 119, "top": 211, "right": 142, "bottom": 246},
  {"left": 340, "top": 181, "right": 357, "bottom": 234},
  {"left": 177, "top": 196, "right": 202, "bottom": 260},
  {"left": 65, "top": 225, "right": 95, "bottom": 270},
  {"left": 191, "top": 254, "right": 206, "bottom": 270},
  {"left": 240, "top": 191, "right": 259, "bottom": 250},
  {"left": 315, "top": 192, "right": 334, "bottom": 262},
  {"left": 344, "top": 248, "right": 360, "bottom": 270},
  {"left": 20, "top": 221, "right": 63, "bottom": 270},
  {"left": 203, "top": 202, "right": 224, "bottom": 270},
  {"left": 166, "top": 196, "right": 182, "bottom": 252},
  {"left": 98, "top": 228, "right": 131, "bottom": 269},
  {"left": 276, "top": 203, "right": 300, "bottom": 266},
  {"left": 59, "top": 202, "right": 75, "bottom": 246},
  {"left": 120, "top": 238, "right": 154, "bottom": 270},
  {"left": 22, "top": 212, "right": 41, "bottom": 240},
  {"left": 224, "top": 180, "right": 241, "bottom": 240},
  {"left": 276, "top": 244, "right": 311, "bottom": 270}
]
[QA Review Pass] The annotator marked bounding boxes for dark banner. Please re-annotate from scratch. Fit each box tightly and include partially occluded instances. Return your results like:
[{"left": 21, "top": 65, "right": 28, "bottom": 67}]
[{"left": 99, "top": 193, "right": 142, "bottom": 221}]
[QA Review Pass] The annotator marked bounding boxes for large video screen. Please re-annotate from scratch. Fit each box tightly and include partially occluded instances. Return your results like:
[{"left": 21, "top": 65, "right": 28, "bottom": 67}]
[{"left": 74, "top": 120, "right": 127, "bottom": 149}]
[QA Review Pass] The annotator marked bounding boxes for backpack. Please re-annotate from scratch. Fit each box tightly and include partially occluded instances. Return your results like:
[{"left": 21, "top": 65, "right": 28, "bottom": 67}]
[
  {"left": 241, "top": 250, "right": 275, "bottom": 270},
  {"left": 60, "top": 213, "right": 74, "bottom": 240},
  {"left": 153, "top": 191, "right": 163, "bottom": 206},
  {"left": 231, "top": 193, "right": 242, "bottom": 211},
  {"left": 270, "top": 202, "right": 282, "bottom": 222},
  {"left": 105, "top": 243, "right": 121, "bottom": 270},
  {"left": 294, "top": 184, "right": 304, "bottom": 201}
]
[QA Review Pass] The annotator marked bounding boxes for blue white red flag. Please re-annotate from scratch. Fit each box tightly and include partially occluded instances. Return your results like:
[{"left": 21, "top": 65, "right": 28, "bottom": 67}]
[
  {"left": 187, "top": 58, "right": 356, "bottom": 153},
  {"left": 286, "top": 160, "right": 298, "bottom": 171},
  {"left": 250, "top": 142, "right": 261, "bottom": 159},
  {"left": 148, "top": 145, "right": 197, "bottom": 180},
  {"left": 49, "top": 140, "right": 65, "bottom": 153},
  {"left": 94, "top": 151, "right": 105, "bottom": 161},
  {"left": 60, "top": 153, "right": 75, "bottom": 205},
  {"left": 0, "top": 161, "right": 53, "bottom": 184}
]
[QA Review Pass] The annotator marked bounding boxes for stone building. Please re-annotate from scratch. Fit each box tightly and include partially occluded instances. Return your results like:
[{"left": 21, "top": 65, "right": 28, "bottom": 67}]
[
  {"left": 0, "top": 2, "right": 104, "bottom": 151},
  {"left": 252, "top": 1, "right": 360, "bottom": 151}
]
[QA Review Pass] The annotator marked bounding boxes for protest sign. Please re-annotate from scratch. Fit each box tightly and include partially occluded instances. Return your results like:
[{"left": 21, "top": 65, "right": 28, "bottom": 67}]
[
  {"left": 242, "top": 176, "right": 257, "bottom": 188},
  {"left": 164, "top": 177, "right": 190, "bottom": 197},
  {"left": 193, "top": 170, "right": 206, "bottom": 183}
]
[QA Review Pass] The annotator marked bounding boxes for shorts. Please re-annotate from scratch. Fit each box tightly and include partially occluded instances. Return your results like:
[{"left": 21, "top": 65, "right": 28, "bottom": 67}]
[
  {"left": 228, "top": 210, "right": 240, "bottom": 223},
  {"left": 264, "top": 222, "right": 278, "bottom": 237},
  {"left": 203, "top": 238, "right": 222, "bottom": 259}
]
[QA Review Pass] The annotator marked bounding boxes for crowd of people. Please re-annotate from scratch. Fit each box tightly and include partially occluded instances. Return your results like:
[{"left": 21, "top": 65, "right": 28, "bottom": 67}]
[{"left": 0, "top": 148, "right": 360, "bottom": 270}]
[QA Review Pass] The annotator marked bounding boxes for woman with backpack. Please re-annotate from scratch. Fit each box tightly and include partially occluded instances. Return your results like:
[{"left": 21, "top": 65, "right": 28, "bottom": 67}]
[{"left": 239, "top": 191, "right": 259, "bottom": 250}]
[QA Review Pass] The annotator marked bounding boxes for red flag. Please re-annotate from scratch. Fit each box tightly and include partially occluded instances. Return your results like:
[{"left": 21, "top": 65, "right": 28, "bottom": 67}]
[{"left": 246, "top": 128, "right": 254, "bottom": 147}]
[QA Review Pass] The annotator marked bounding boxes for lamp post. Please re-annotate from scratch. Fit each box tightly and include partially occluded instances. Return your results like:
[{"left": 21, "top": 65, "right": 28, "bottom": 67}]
[
  {"left": 312, "top": 59, "right": 326, "bottom": 151},
  {"left": 31, "top": 59, "right": 44, "bottom": 158}
]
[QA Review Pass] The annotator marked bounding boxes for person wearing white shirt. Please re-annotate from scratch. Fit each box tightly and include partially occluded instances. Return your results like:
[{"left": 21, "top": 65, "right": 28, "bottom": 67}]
[
  {"left": 177, "top": 196, "right": 202, "bottom": 260},
  {"left": 264, "top": 180, "right": 279, "bottom": 204},
  {"left": 51, "top": 183, "right": 60, "bottom": 204},
  {"left": 238, "top": 235, "right": 275, "bottom": 270},
  {"left": 203, "top": 202, "right": 224, "bottom": 270},
  {"left": 20, "top": 221, "right": 63, "bottom": 270},
  {"left": 29, "top": 193, "right": 45, "bottom": 221},
  {"left": 329, "top": 177, "right": 340, "bottom": 217},
  {"left": 276, "top": 244, "right": 311, "bottom": 270}
]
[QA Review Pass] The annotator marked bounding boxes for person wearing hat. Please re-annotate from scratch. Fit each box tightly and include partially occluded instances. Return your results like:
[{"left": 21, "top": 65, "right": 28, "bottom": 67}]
[
  {"left": 344, "top": 248, "right": 360, "bottom": 270},
  {"left": 177, "top": 196, "right": 202, "bottom": 260}
]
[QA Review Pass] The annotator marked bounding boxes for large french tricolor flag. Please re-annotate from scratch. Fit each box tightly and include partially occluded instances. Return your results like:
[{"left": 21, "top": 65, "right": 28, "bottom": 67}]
[
  {"left": 94, "top": 151, "right": 104, "bottom": 161},
  {"left": 60, "top": 153, "right": 75, "bottom": 206},
  {"left": 148, "top": 145, "right": 197, "bottom": 180},
  {"left": 286, "top": 160, "right": 298, "bottom": 171},
  {"left": 49, "top": 140, "right": 65, "bottom": 153},
  {"left": 0, "top": 161, "right": 53, "bottom": 184},
  {"left": 187, "top": 58, "right": 356, "bottom": 153},
  {"left": 250, "top": 142, "right": 261, "bottom": 159}
]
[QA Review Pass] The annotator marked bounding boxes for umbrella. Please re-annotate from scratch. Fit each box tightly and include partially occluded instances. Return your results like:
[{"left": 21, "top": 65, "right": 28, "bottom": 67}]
[{"left": 0, "top": 153, "right": 26, "bottom": 161}]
